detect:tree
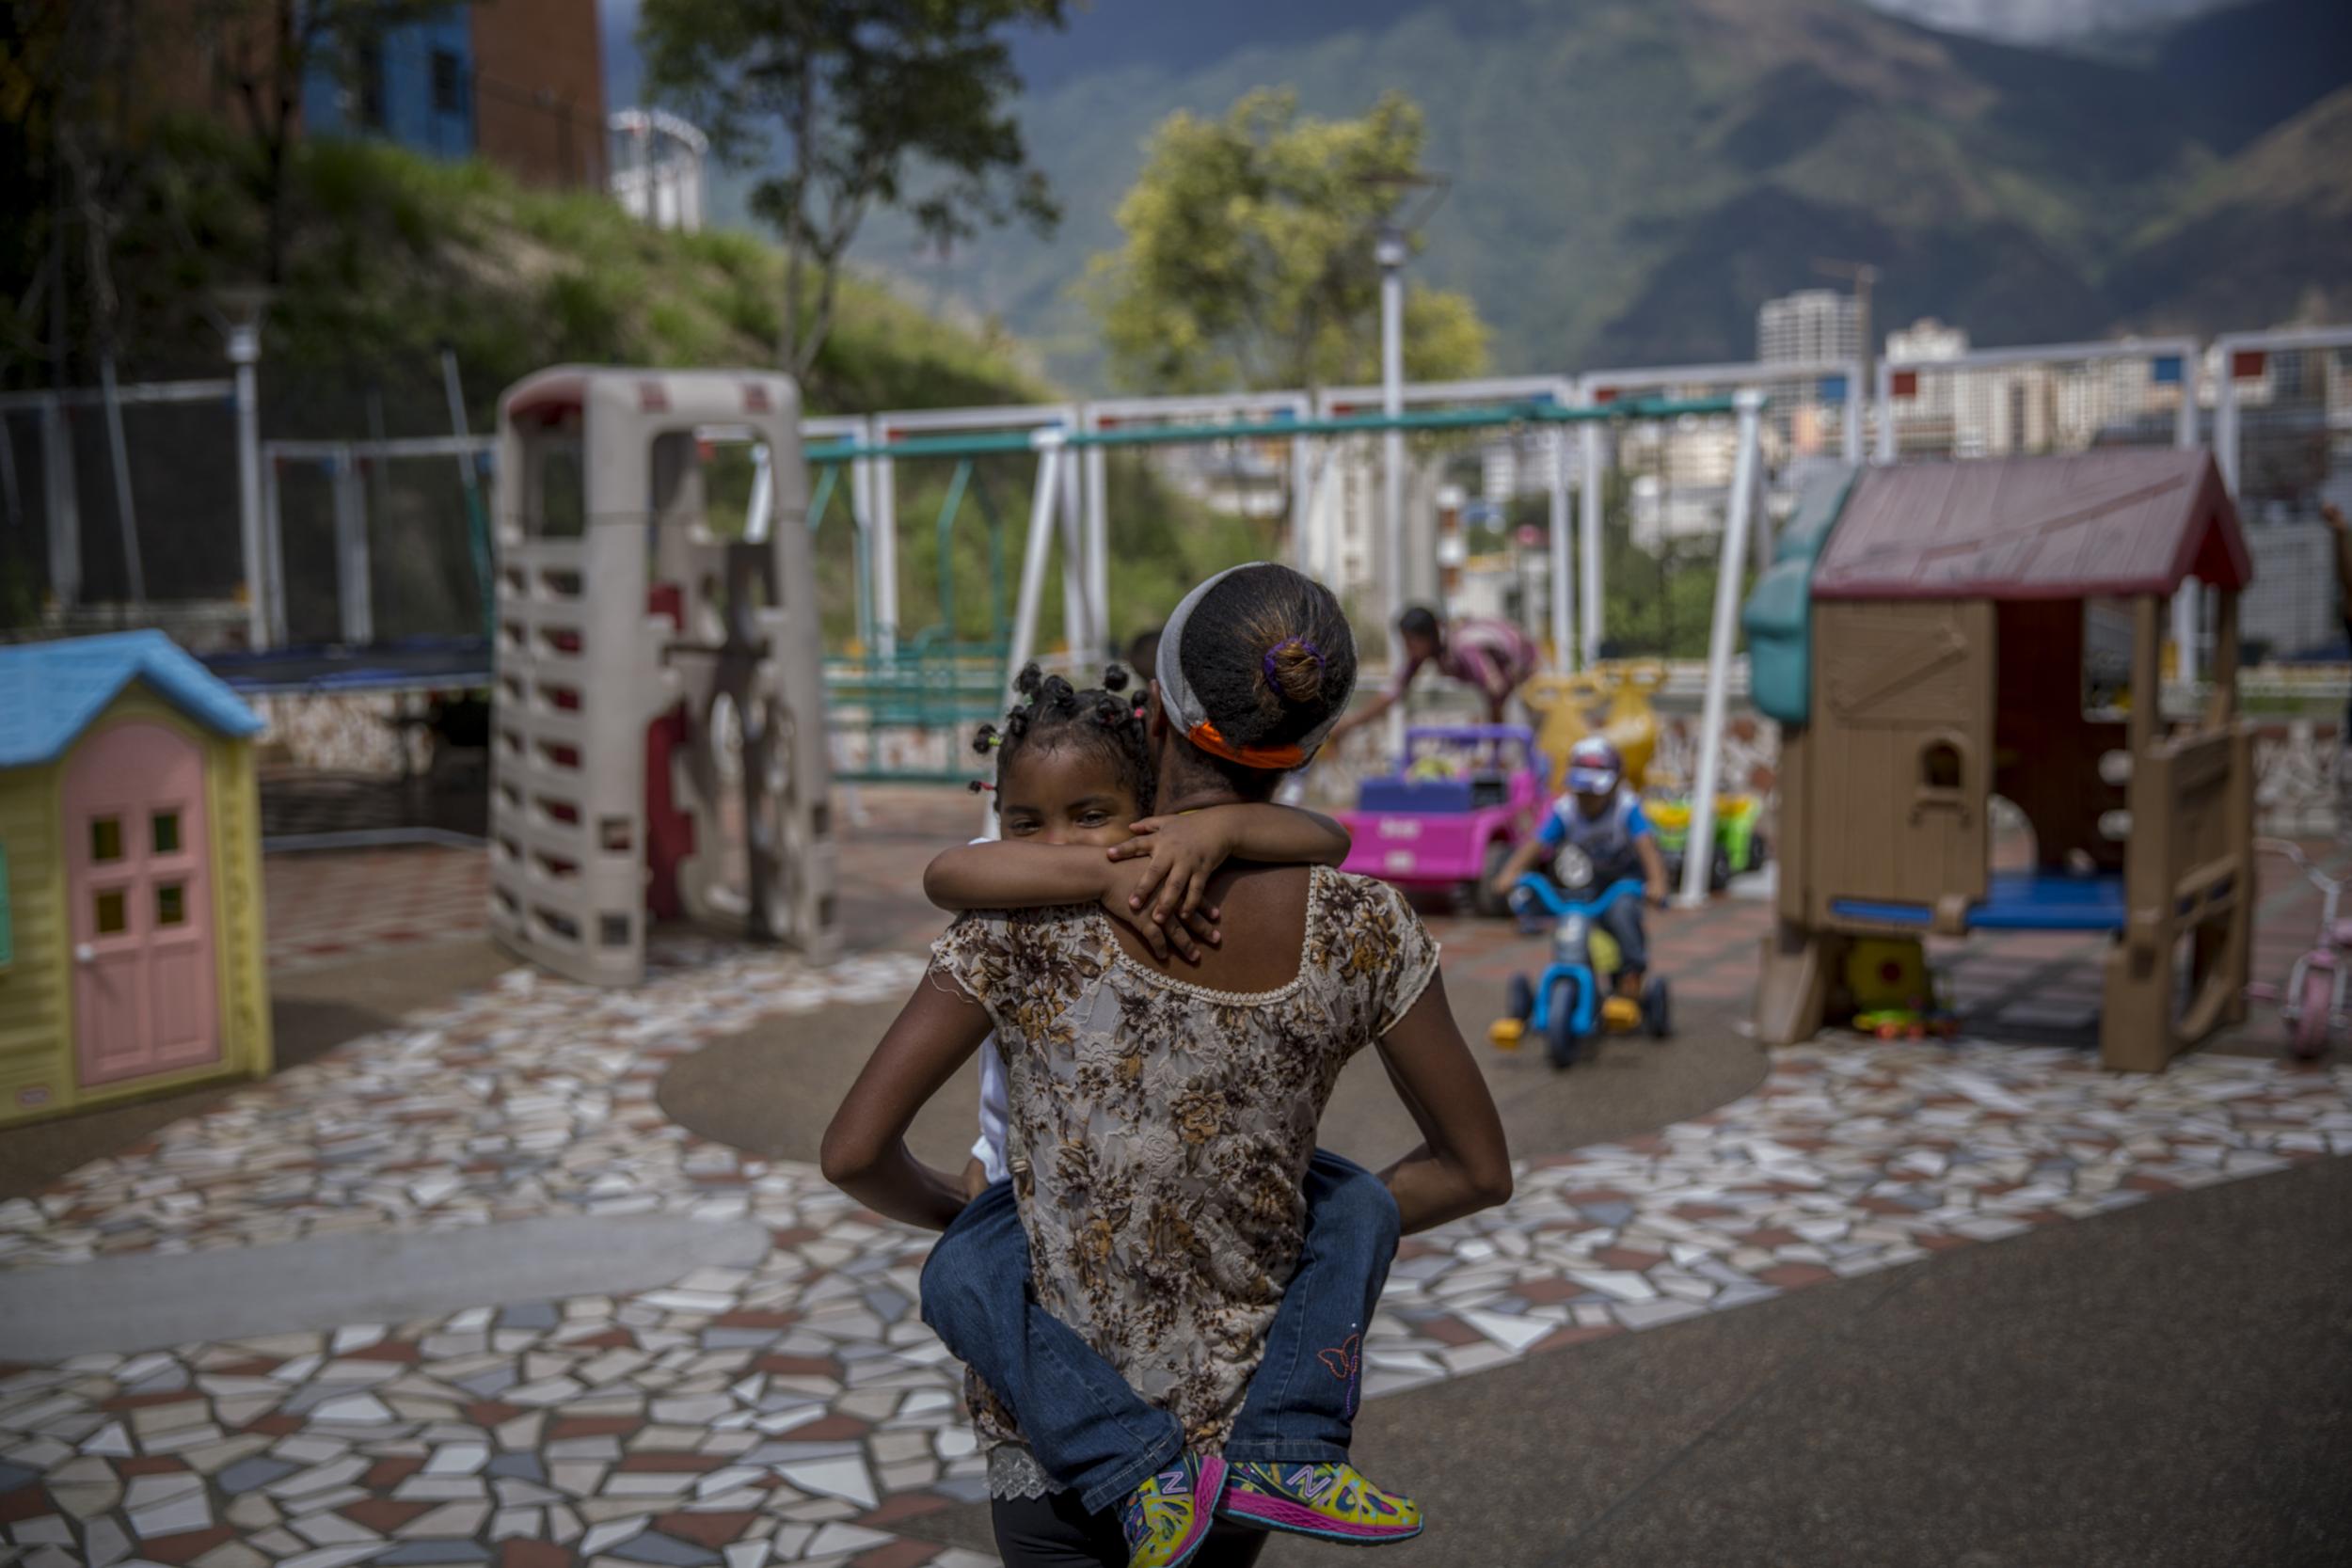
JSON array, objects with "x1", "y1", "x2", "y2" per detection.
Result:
[
  {"x1": 203, "y1": 1, "x2": 449, "y2": 285},
  {"x1": 640, "y1": 0, "x2": 1065, "y2": 385},
  {"x1": 1087, "y1": 89, "x2": 1490, "y2": 396}
]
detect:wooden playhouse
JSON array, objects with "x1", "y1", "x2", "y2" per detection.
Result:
[
  {"x1": 0, "y1": 631, "x2": 273, "y2": 1124},
  {"x1": 1747, "y1": 448, "x2": 2254, "y2": 1072}
]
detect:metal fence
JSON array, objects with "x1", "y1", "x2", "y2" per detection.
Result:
[
  {"x1": 8, "y1": 324, "x2": 2348, "y2": 674},
  {"x1": 2214, "y1": 326, "x2": 2352, "y2": 525},
  {"x1": 1875, "y1": 338, "x2": 2198, "y2": 464},
  {"x1": 0, "y1": 379, "x2": 239, "y2": 626}
]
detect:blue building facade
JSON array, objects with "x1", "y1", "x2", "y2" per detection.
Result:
[{"x1": 301, "y1": 8, "x2": 476, "y2": 162}]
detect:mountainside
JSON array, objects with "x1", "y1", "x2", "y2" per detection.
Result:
[{"x1": 819, "y1": 0, "x2": 2350, "y2": 386}]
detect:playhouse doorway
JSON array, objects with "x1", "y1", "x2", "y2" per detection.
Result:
[{"x1": 65, "y1": 722, "x2": 221, "y2": 1087}]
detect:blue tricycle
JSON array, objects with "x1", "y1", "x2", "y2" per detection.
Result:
[{"x1": 1488, "y1": 868, "x2": 1671, "y2": 1069}]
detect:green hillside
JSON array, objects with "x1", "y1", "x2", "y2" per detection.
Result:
[
  {"x1": 832, "y1": 0, "x2": 2351, "y2": 383},
  {"x1": 4, "y1": 130, "x2": 1265, "y2": 647}
]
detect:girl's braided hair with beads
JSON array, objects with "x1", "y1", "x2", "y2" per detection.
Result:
[{"x1": 970, "y1": 662, "x2": 1154, "y2": 812}]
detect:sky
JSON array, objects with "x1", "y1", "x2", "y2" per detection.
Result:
[{"x1": 592, "y1": 0, "x2": 2237, "y2": 116}]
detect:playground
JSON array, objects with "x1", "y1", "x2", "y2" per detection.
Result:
[
  {"x1": 1, "y1": 784, "x2": 2347, "y2": 1568},
  {"x1": 5, "y1": 334, "x2": 2352, "y2": 1567}
]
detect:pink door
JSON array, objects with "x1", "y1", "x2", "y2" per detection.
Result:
[{"x1": 65, "y1": 722, "x2": 220, "y2": 1086}]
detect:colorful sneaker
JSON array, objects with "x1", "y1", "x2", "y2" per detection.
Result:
[
  {"x1": 1219, "y1": 1461, "x2": 1423, "y2": 1544},
  {"x1": 1119, "y1": 1451, "x2": 1228, "y2": 1568}
]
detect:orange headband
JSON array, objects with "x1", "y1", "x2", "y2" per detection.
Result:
[{"x1": 1185, "y1": 720, "x2": 1309, "y2": 770}]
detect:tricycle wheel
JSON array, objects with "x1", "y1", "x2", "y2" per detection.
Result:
[
  {"x1": 2293, "y1": 965, "x2": 2334, "y2": 1060},
  {"x1": 1506, "y1": 973, "x2": 1534, "y2": 1023},
  {"x1": 1472, "y1": 841, "x2": 1515, "y2": 919},
  {"x1": 1546, "y1": 975, "x2": 1583, "y2": 1069},
  {"x1": 1641, "y1": 976, "x2": 1671, "y2": 1038}
]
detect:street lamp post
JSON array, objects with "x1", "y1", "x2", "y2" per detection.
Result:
[
  {"x1": 210, "y1": 287, "x2": 273, "y2": 650},
  {"x1": 1376, "y1": 225, "x2": 1407, "y2": 658}
]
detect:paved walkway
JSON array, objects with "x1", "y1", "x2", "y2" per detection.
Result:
[{"x1": 4, "y1": 788, "x2": 2348, "y2": 1567}]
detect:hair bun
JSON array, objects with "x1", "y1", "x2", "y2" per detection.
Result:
[
  {"x1": 1263, "y1": 637, "x2": 1326, "y2": 705},
  {"x1": 1101, "y1": 663, "x2": 1131, "y2": 694}
]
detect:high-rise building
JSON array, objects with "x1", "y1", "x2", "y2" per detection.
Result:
[
  {"x1": 1884, "y1": 318, "x2": 1970, "y2": 364},
  {"x1": 1756, "y1": 289, "x2": 1861, "y2": 365}
]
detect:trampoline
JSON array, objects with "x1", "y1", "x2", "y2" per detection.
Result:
[
  {"x1": 202, "y1": 636, "x2": 494, "y2": 852},
  {"x1": 201, "y1": 635, "x2": 492, "y2": 696}
]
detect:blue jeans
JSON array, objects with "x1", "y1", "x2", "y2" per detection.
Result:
[
  {"x1": 1600, "y1": 895, "x2": 1648, "y2": 976},
  {"x1": 920, "y1": 1148, "x2": 1401, "y2": 1515}
]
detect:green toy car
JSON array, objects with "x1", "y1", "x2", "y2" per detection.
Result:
[{"x1": 1646, "y1": 794, "x2": 1766, "y2": 893}]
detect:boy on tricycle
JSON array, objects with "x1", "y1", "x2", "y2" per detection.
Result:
[{"x1": 1487, "y1": 736, "x2": 1672, "y2": 995}]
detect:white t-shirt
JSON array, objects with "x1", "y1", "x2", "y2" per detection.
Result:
[
  {"x1": 973, "y1": 1035, "x2": 1010, "y2": 1183},
  {"x1": 962, "y1": 839, "x2": 1011, "y2": 1183}
]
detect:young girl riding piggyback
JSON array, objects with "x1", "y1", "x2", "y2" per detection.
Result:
[{"x1": 917, "y1": 659, "x2": 1425, "y2": 1568}]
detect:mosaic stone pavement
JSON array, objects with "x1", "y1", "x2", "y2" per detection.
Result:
[
  {"x1": 5, "y1": 914, "x2": 2351, "y2": 1566},
  {"x1": 263, "y1": 850, "x2": 491, "y2": 976}
]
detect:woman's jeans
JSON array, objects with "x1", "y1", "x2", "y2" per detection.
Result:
[{"x1": 920, "y1": 1149, "x2": 1401, "y2": 1515}]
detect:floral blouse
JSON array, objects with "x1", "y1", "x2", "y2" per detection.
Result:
[{"x1": 930, "y1": 865, "x2": 1440, "y2": 1482}]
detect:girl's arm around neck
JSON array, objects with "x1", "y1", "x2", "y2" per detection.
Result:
[
  {"x1": 924, "y1": 841, "x2": 1110, "y2": 911},
  {"x1": 926, "y1": 841, "x2": 1216, "y2": 962},
  {"x1": 1104, "y1": 802, "x2": 1351, "y2": 927},
  {"x1": 820, "y1": 970, "x2": 996, "y2": 1231},
  {"x1": 1198, "y1": 802, "x2": 1350, "y2": 866}
]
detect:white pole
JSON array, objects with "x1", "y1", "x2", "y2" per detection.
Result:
[
  {"x1": 229, "y1": 323, "x2": 265, "y2": 647},
  {"x1": 1547, "y1": 422, "x2": 1573, "y2": 667},
  {"x1": 873, "y1": 447, "x2": 899, "y2": 657},
  {"x1": 745, "y1": 443, "x2": 773, "y2": 542},
  {"x1": 2169, "y1": 349, "x2": 2201, "y2": 685},
  {"x1": 1289, "y1": 423, "x2": 1312, "y2": 578},
  {"x1": 1059, "y1": 434, "x2": 1090, "y2": 657},
  {"x1": 1679, "y1": 389, "x2": 1764, "y2": 908},
  {"x1": 2215, "y1": 349, "x2": 2242, "y2": 497},
  {"x1": 1377, "y1": 230, "x2": 1406, "y2": 653},
  {"x1": 2174, "y1": 349, "x2": 2199, "y2": 452},
  {"x1": 1842, "y1": 356, "x2": 1864, "y2": 467},
  {"x1": 993, "y1": 435, "x2": 1064, "y2": 832},
  {"x1": 851, "y1": 421, "x2": 878, "y2": 652},
  {"x1": 1873, "y1": 358, "x2": 1897, "y2": 465},
  {"x1": 1085, "y1": 440, "x2": 1110, "y2": 651},
  {"x1": 1579, "y1": 420, "x2": 1603, "y2": 668},
  {"x1": 1004, "y1": 436, "x2": 1063, "y2": 698}
]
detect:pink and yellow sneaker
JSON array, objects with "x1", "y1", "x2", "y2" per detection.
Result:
[
  {"x1": 1119, "y1": 1451, "x2": 1229, "y2": 1568},
  {"x1": 1219, "y1": 1461, "x2": 1423, "y2": 1545}
]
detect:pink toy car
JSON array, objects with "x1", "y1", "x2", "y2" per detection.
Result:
[{"x1": 1337, "y1": 724, "x2": 1549, "y2": 916}]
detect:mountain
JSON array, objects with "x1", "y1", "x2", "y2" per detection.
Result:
[
  {"x1": 603, "y1": 0, "x2": 2350, "y2": 387},
  {"x1": 2106, "y1": 86, "x2": 2352, "y2": 330},
  {"x1": 834, "y1": 0, "x2": 2346, "y2": 384}
]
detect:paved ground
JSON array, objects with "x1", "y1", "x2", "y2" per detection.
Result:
[
  {"x1": 915, "y1": 1157, "x2": 2352, "y2": 1568},
  {"x1": 2, "y1": 784, "x2": 2348, "y2": 1568}
]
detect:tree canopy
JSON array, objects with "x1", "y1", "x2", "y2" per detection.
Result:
[
  {"x1": 640, "y1": 0, "x2": 1066, "y2": 384},
  {"x1": 1086, "y1": 89, "x2": 1489, "y2": 395}
]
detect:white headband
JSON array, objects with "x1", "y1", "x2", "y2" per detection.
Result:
[{"x1": 1154, "y1": 563, "x2": 1351, "y2": 769}]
